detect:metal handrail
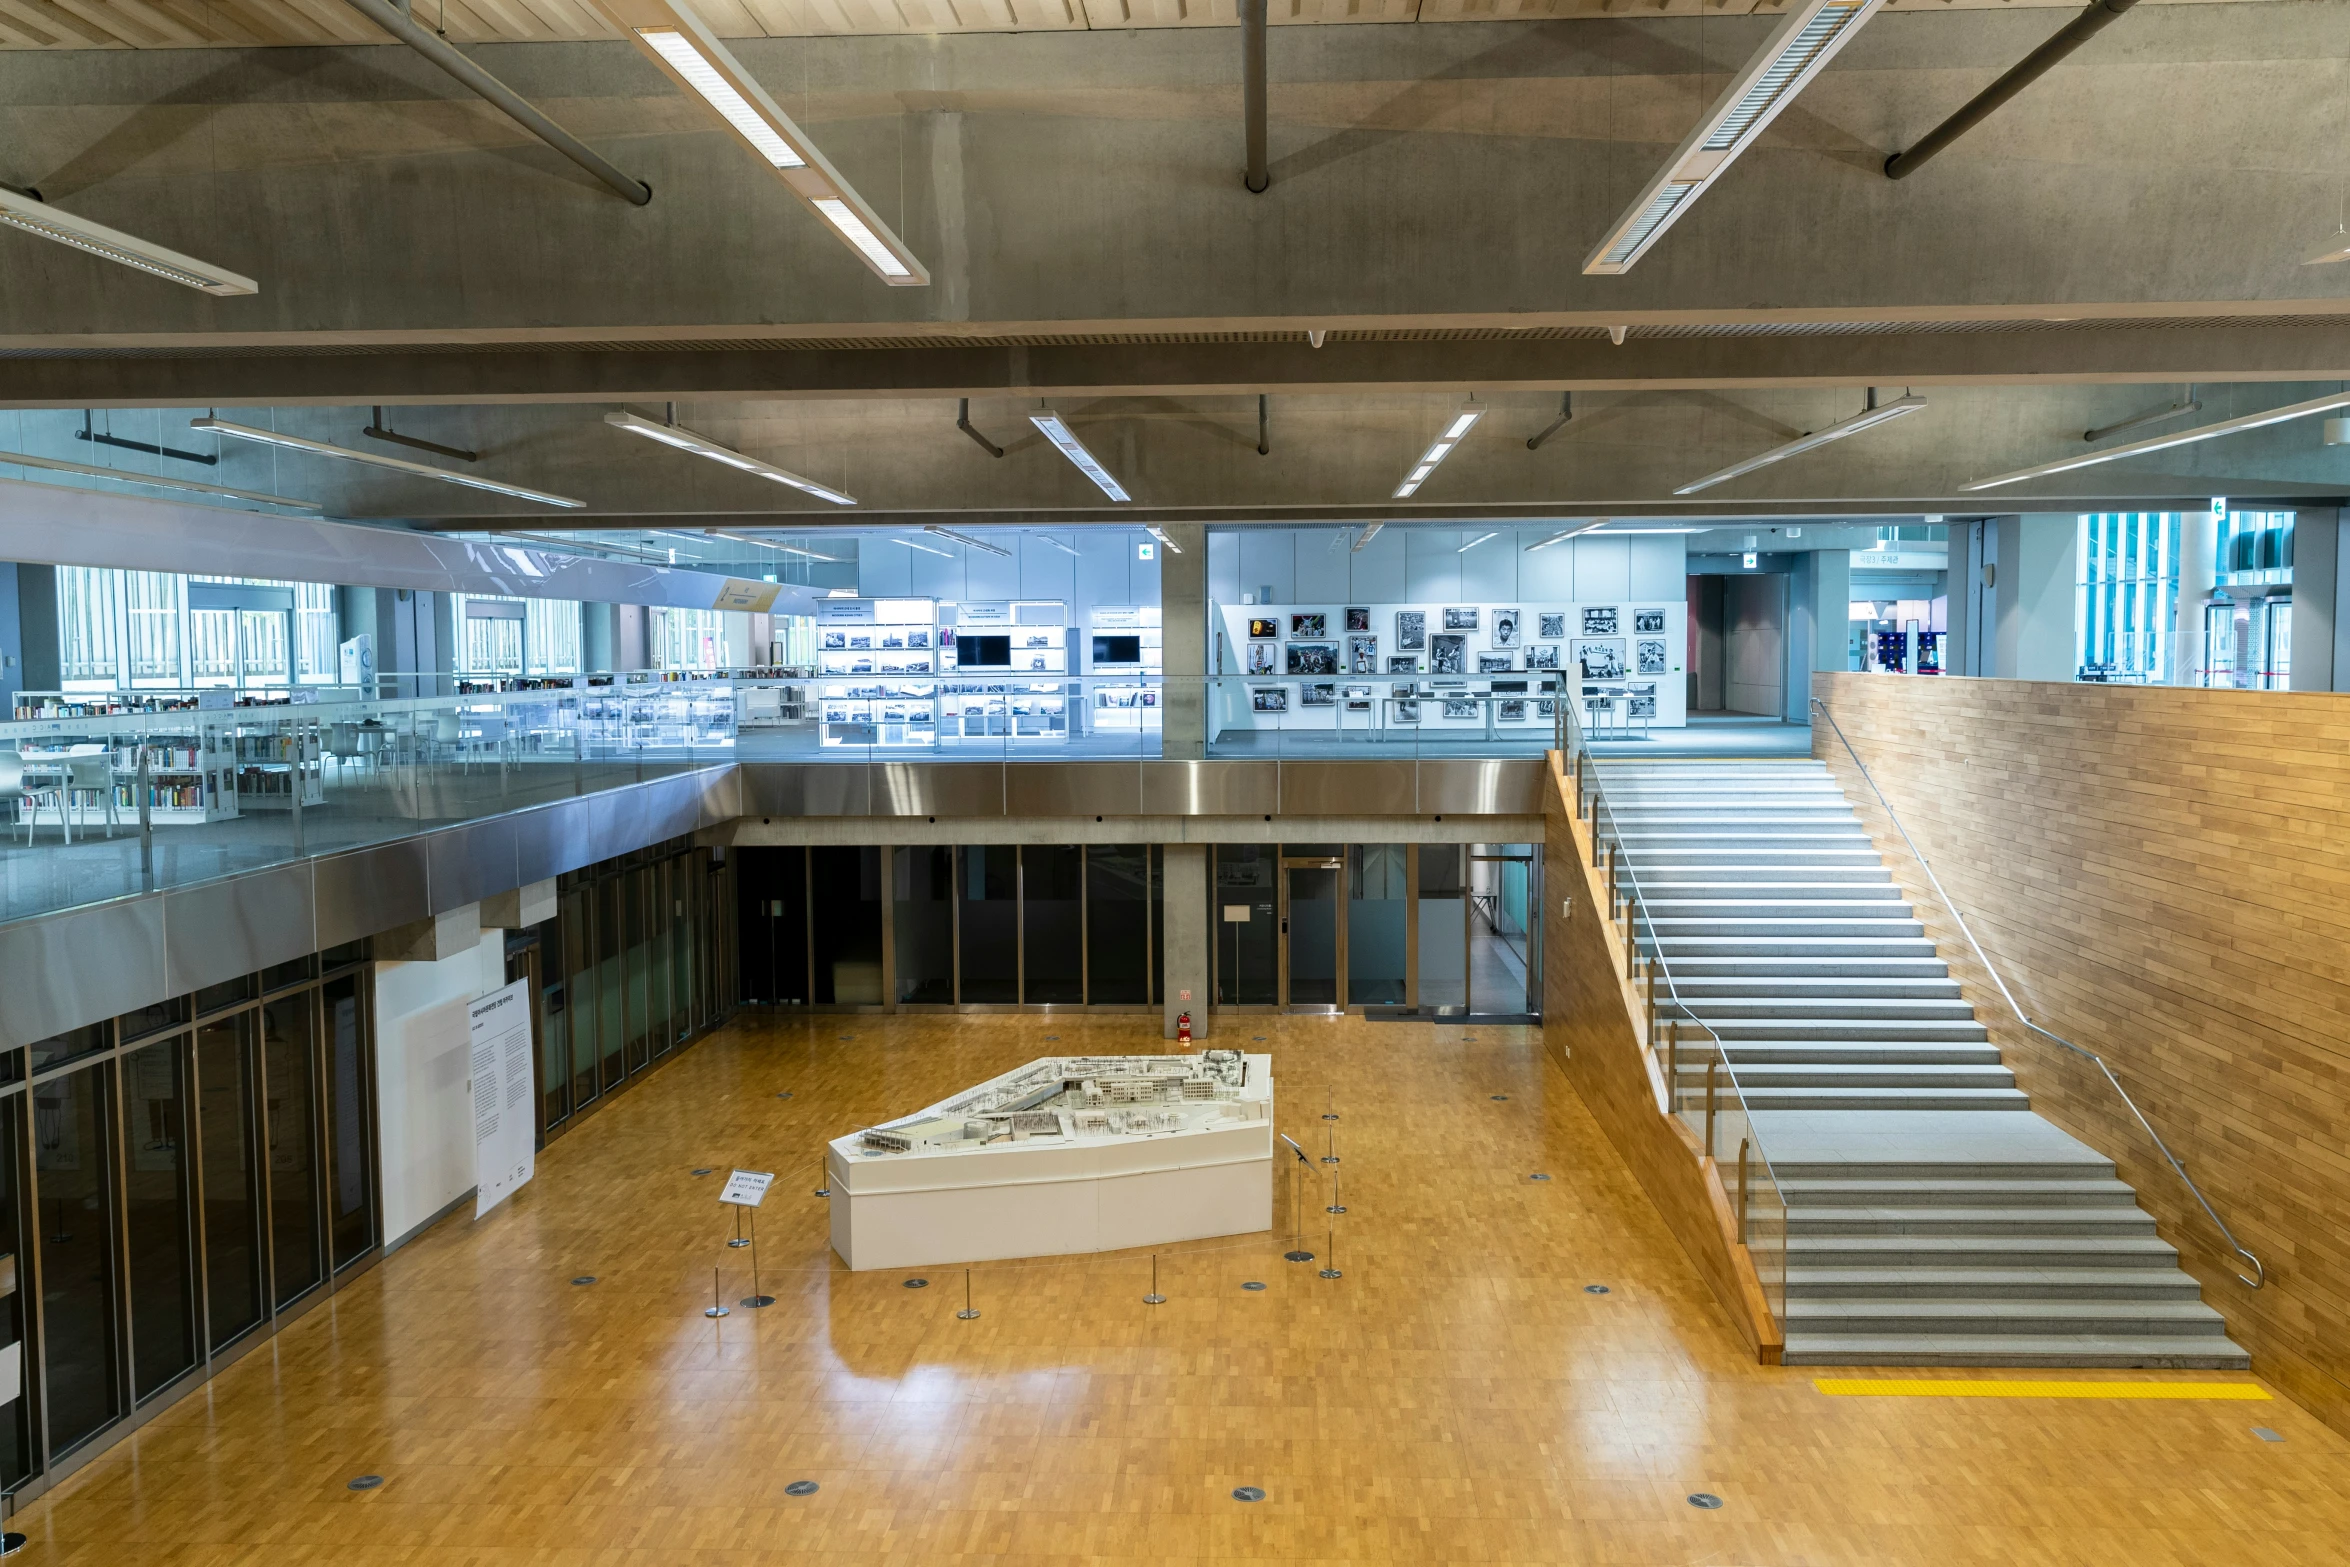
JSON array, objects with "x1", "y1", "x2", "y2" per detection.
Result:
[
  {"x1": 1810, "y1": 695, "x2": 2266, "y2": 1290},
  {"x1": 1557, "y1": 700, "x2": 1789, "y2": 1264}
]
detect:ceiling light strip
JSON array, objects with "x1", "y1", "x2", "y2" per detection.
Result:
[
  {"x1": 1582, "y1": 0, "x2": 1886, "y2": 276},
  {"x1": 605, "y1": 411, "x2": 855, "y2": 505},
  {"x1": 1146, "y1": 526, "x2": 1183, "y2": 554},
  {"x1": 1394, "y1": 402, "x2": 1485, "y2": 499},
  {"x1": 704, "y1": 528, "x2": 843, "y2": 561},
  {"x1": 190, "y1": 419, "x2": 583, "y2": 507},
  {"x1": 925, "y1": 524, "x2": 1012, "y2": 557},
  {"x1": 599, "y1": 0, "x2": 927, "y2": 285},
  {"x1": 1673, "y1": 395, "x2": 1927, "y2": 496},
  {"x1": 896, "y1": 536, "x2": 954, "y2": 558},
  {"x1": 1960, "y1": 389, "x2": 2350, "y2": 492},
  {"x1": 0, "y1": 186, "x2": 257, "y2": 297},
  {"x1": 1350, "y1": 521, "x2": 1384, "y2": 552},
  {"x1": 0, "y1": 448, "x2": 318, "y2": 510},
  {"x1": 1031, "y1": 413, "x2": 1131, "y2": 502}
]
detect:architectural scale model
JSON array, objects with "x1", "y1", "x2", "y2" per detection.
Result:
[{"x1": 825, "y1": 1051, "x2": 1273, "y2": 1270}]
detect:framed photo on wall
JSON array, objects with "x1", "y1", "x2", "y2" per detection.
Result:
[
  {"x1": 1528, "y1": 644, "x2": 1560, "y2": 670},
  {"x1": 1492, "y1": 609, "x2": 1521, "y2": 648},
  {"x1": 1301, "y1": 682, "x2": 1337, "y2": 707},
  {"x1": 1291, "y1": 612, "x2": 1327, "y2": 639},
  {"x1": 1637, "y1": 638, "x2": 1669, "y2": 675},
  {"x1": 1431, "y1": 634, "x2": 1467, "y2": 674},
  {"x1": 1287, "y1": 642, "x2": 1340, "y2": 676},
  {"x1": 1442, "y1": 696, "x2": 1480, "y2": 720},
  {"x1": 1246, "y1": 641, "x2": 1276, "y2": 674},
  {"x1": 1397, "y1": 610, "x2": 1427, "y2": 649},
  {"x1": 1582, "y1": 606, "x2": 1620, "y2": 636},
  {"x1": 1573, "y1": 638, "x2": 1626, "y2": 678},
  {"x1": 1252, "y1": 687, "x2": 1289, "y2": 713},
  {"x1": 1443, "y1": 606, "x2": 1480, "y2": 631},
  {"x1": 1394, "y1": 698, "x2": 1421, "y2": 723},
  {"x1": 1387, "y1": 655, "x2": 1420, "y2": 674},
  {"x1": 1248, "y1": 617, "x2": 1278, "y2": 640},
  {"x1": 1345, "y1": 607, "x2": 1371, "y2": 633},
  {"x1": 1538, "y1": 612, "x2": 1567, "y2": 640},
  {"x1": 1348, "y1": 635, "x2": 1379, "y2": 672},
  {"x1": 1477, "y1": 652, "x2": 1514, "y2": 673},
  {"x1": 1634, "y1": 608, "x2": 1668, "y2": 634}
]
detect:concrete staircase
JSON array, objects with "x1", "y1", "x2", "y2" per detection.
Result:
[{"x1": 1601, "y1": 758, "x2": 2247, "y2": 1369}]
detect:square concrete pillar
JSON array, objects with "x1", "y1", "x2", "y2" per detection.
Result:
[
  {"x1": 1993, "y1": 515, "x2": 2080, "y2": 682},
  {"x1": 481, "y1": 879, "x2": 556, "y2": 931},
  {"x1": 1161, "y1": 843, "x2": 1208, "y2": 1039},
  {"x1": 376, "y1": 902, "x2": 483, "y2": 963}
]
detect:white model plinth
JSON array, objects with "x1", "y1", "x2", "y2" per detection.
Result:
[{"x1": 826, "y1": 1051, "x2": 1273, "y2": 1271}]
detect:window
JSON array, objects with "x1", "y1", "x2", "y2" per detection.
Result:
[
  {"x1": 57, "y1": 566, "x2": 123, "y2": 688},
  {"x1": 527, "y1": 598, "x2": 583, "y2": 674},
  {"x1": 58, "y1": 570, "x2": 344, "y2": 689},
  {"x1": 2075, "y1": 514, "x2": 2179, "y2": 684},
  {"x1": 653, "y1": 607, "x2": 725, "y2": 670}
]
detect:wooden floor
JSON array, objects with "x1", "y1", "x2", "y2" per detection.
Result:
[{"x1": 20, "y1": 1013, "x2": 2350, "y2": 1566}]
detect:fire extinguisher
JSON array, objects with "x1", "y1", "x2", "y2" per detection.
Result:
[{"x1": 1176, "y1": 1011, "x2": 1192, "y2": 1045}]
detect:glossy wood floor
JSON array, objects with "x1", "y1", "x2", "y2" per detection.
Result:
[{"x1": 20, "y1": 1013, "x2": 2350, "y2": 1566}]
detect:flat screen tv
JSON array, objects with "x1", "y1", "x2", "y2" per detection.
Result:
[
  {"x1": 1092, "y1": 634, "x2": 1143, "y2": 664},
  {"x1": 958, "y1": 634, "x2": 1012, "y2": 667}
]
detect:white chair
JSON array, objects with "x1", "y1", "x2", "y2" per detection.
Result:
[
  {"x1": 66, "y1": 755, "x2": 121, "y2": 838},
  {"x1": 12, "y1": 751, "x2": 73, "y2": 844},
  {"x1": 0, "y1": 749, "x2": 25, "y2": 844}
]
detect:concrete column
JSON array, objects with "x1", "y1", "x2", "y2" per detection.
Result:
[
  {"x1": 1992, "y1": 514, "x2": 2079, "y2": 682},
  {"x1": 2290, "y1": 506, "x2": 2341, "y2": 692},
  {"x1": 1946, "y1": 519, "x2": 1992, "y2": 678},
  {"x1": 0, "y1": 561, "x2": 21, "y2": 714},
  {"x1": 14, "y1": 562, "x2": 57, "y2": 692},
  {"x1": 1161, "y1": 843, "x2": 1209, "y2": 1039},
  {"x1": 1159, "y1": 524, "x2": 1207, "y2": 760},
  {"x1": 1798, "y1": 546, "x2": 1851, "y2": 712},
  {"x1": 2173, "y1": 507, "x2": 2217, "y2": 685}
]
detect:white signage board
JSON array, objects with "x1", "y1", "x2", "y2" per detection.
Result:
[
  {"x1": 469, "y1": 979, "x2": 537, "y2": 1219},
  {"x1": 721, "y1": 1169, "x2": 775, "y2": 1207}
]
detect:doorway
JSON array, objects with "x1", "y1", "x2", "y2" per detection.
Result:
[
  {"x1": 1686, "y1": 573, "x2": 1787, "y2": 715},
  {"x1": 1468, "y1": 846, "x2": 1541, "y2": 1019},
  {"x1": 1278, "y1": 854, "x2": 1345, "y2": 1010}
]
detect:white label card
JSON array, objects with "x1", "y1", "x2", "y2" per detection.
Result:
[
  {"x1": 469, "y1": 979, "x2": 536, "y2": 1220},
  {"x1": 720, "y1": 1169, "x2": 775, "y2": 1207},
  {"x1": 1223, "y1": 904, "x2": 1250, "y2": 923}
]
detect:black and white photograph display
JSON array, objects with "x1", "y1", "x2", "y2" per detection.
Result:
[
  {"x1": 1537, "y1": 698, "x2": 1557, "y2": 720},
  {"x1": 1498, "y1": 700, "x2": 1527, "y2": 723},
  {"x1": 1442, "y1": 696, "x2": 1481, "y2": 720},
  {"x1": 1582, "y1": 606, "x2": 1619, "y2": 636},
  {"x1": 1443, "y1": 606, "x2": 1480, "y2": 630},
  {"x1": 1245, "y1": 641, "x2": 1276, "y2": 674},
  {"x1": 1252, "y1": 687, "x2": 1289, "y2": 713},
  {"x1": 1344, "y1": 684, "x2": 1373, "y2": 711},
  {"x1": 1396, "y1": 610, "x2": 1426, "y2": 650},
  {"x1": 1492, "y1": 608, "x2": 1521, "y2": 648},
  {"x1": 1301, "y1": 681, "x2": 1337, "y2": 707},
  {"x1": 1574, "y1": 638, "x2": 1627, "y2": 678},
  {"x1": 1393, "y1": 697, "x2": 1421, "y2": 723},
  {"x1": 1345, "y1": 607, "x2": 1371, "y2": 633},
  {"x1": 1528, "y1": 644, "x2": 1560, "y2": 670},
  {"x1": 1634, "y1": 608, "x2": 1668, "y2": 634},
  {"x1": 1477, "y1": 652, "x2": 1514, "y2": 674},
  {"x1": 1538, "y1": 612, "x2": 1567, "y2": 640},
  {"x1": 1348, "y1": 635, "x2": 1379, "y2": 673},
  {"x1": 1387, "y1": 655, "x2": 1419, "y2": 674},
  {"x1": 1291, "y1": 612, "x2": 1327, "y2": 638},
  {"x1": 1430, "y1": 633, "x2": 1467, "y2": 674},
  {"x1": 1287, "y1": 642, "x2": 1340, "y2": 676},
  {"x1": 1248, "y1": 617, "x2": 1278, "y2": 640},
  {"x1": 823, "y1": 630, "x2": 848, "y2": 650},
  {"x1": 1628, "y1": 689, "x2": 1658, "y2": 719},
  {"x1": 1637, "y1": 638, "x2": 1669, "y2": 675}
]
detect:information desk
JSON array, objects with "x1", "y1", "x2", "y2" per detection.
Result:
[{"x1": 825, "y1": 1051, "x2": 1273, "y2": 1270}]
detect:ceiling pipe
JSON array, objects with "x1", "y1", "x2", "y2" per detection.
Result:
[
  {"x1": 1526, "y1": 391, "x2": 1574, "y2": 451},
  {"x1": 957, "y1": 398, "x2": 1004, "y2": 458},
  {"x1": 1884, "y1": 0, "x2": 2140, "y2": 180},
  {"x1": 340, "y1": 0, "x2": 653, "y2": 206},
  {"x1": 1240, "y1": 0, "x2": 1269, "y2": 193},
  {"x1": 1257, "y1": 393, "x2": 1269, "y2": 457}
]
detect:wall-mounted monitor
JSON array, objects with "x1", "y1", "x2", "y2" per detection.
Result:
[
  {"x1": 958, "y1": 635, "x2": 1012, "y2": 667},
  {"x1": 1092, "y1": 634, "x2": 1143, "y2": 664}
]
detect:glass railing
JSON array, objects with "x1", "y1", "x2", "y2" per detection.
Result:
[{"x1": 1557, "y1": 701, "x2": 1790, "y2": 1329}]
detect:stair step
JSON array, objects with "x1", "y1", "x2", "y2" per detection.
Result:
[
  {"x1": 1785, "y1": 1268, "x2": 2205, "y2": 1300},
  {"x1": 1779, "y1": 1178, "x2": 2139, "y2": 1207},
  {"x1": 1733, "y1": 1087, "x2": 2032, "y2": 1111},
  {"x1": 1780, "y1": 1334, "x2": 2251, "y2": 1369},
  {"x1": 1785, "y1": 1299, "x2": 2233, "y2": 1336},
  {"x1": 1712, "y1": 1042, "x2": 2002, "y2": 1066},
  {"x1": 1669, "y1": 978, "x2": 1966, "y2": 1000},
  {"x1": 1699, "y1": 1020, "x2": 1990, "y2": 1042},
  {"x1": 1647, "y1": 918, "x2": 1926, "y2": 938},
  {"x1": 1787, "y1": 1206, "x2": 2156, "y2": 1237},
  {"x1": 1687, "y1": 1063, "x2": 2016, "y2": 1091},
  {"x1": 1667, "y1": 997, "x2": 1977, "y2": 1021},
  {"x1": 1787, "y1": 1235, "x2": 2176, "y2": 1265},
  {"x1": 1667, "y1": 958, "x2": 1953, "y2": 979}
]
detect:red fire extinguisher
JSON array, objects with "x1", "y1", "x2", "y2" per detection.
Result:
[{"x1": 1176, "y1": 1011, "x2": 1192, "y2": 1044}]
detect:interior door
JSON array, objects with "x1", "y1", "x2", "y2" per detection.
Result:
[
  {"x1": 1468, "y1": 848, "x2": 1541, "y2": 1017},
  {"x1": 1278, "y1": 857, "x2": 1345, "y2": 1011}
]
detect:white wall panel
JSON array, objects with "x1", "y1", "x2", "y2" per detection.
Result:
[
  {"x1": 1457, "y1": 533, "x2": 1516, "y2": 601},
  {"x1": 1518, "y1": 532, "x2": 1576, "y2": 600},
  {"x1": 373, "y1": 930, "x2": 503, "y2": 1251},
  {"x1": 1628, "y1": 534, "x2": 1688, "y2": 599},
  {"x1": 1348, "y1": 528, "x2": 1410, "y2": 603},
  {"x1": 1293, "y1": 528, "x2": 1354, "y2": 604},
  {"x1": 1573, "y1": 535, "x2": 1631, "y2": 603},
  {"x1": 1238, "y1": 529, "x2": 1295, "y2": 605},
  {"x1": 1405, "y1": 530, "x2": 1461, "y2": 601},
  {"x1": 1207, "y1": 529, "x2": 1242, "y2": 606}
]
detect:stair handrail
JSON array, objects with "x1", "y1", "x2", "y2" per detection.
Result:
[
  {"x1": 1557, "y1": 700, "x2": 1791, "y2": 1283},
  {"x1": 1810, "y1": 695, "x2": 2266, "y2": 1290}
]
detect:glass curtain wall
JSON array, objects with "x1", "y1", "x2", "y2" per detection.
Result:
[
  {"x1": 532, "y1": 837, "x2": 731, "y2": 1143},
  {"x1": 2075, "y1": 513, "x2": 2179, "y2": 683},
  {"x1": 1022, "y1": 847, "x2": 1084, "y2": 1005},
  {"x1": 894, "y1": 846, "x2": 956, "y2": 1004},
  {"x1": 56, "y1": 569, "x2": 340, "y2": 691},
  {"x1": 0, "y1": 946, "x2": 376, "y2": 1499}
]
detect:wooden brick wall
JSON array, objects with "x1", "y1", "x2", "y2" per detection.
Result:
[{"x1": 1814, "y1": 672, "x2": 2350, "y2": 1432}]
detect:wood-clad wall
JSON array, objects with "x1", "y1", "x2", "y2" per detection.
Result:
[{"x1": 1813, "y1": 672, "x2": 2350, "y2": 1432}]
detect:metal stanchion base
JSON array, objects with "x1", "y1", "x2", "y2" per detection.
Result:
[
  {"x1": 704, "y1": 1304, "x2": 730, "y2": 1318},
  {"x1": 727, "y1": 1238, "x2": 751, "y2": 1248},
  {"x1": 1326, "y1": 1204, "x2": 1347, "y2": 1215},
  {"x1": 1142, "y1": 1293, "x2": 1165, "y2": 1305},
  {"x1": 1284, "y1": 1249, "x2": 1315, "y2": 1263},
  {"x1": 1320, "y1": 1156, "x2": 1340, "y2": 1166},
  {"x1": 957, "y1": 1308, "x2": 981, "y2": 1320},
  {"x1": 1318, "y1": 1267, "x2": 1343, "y2": 1280},
  {"x1": 740, "y1": 1295, "x2": 775, "y2": 1309}
]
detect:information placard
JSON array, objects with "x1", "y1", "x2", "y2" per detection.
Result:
[
  {"x1": 720, "y1": 1169, "x2": 775, "y2": 1207},
  {"x1": 469, "y1": 979, "x2": 536, "y2": 1219}
]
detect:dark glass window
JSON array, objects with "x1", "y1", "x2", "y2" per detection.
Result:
[
  {"x1": 193, "y1": 974, "x2": 253, "y2": 1017},
  {"x1": 809, "y1": 847, "x2": 882, "y2": 1005},
  {"x1": 670, "y1": 857, "x2": 696, "y2": 1042},
  {"x1": 116, "y1": 996, "x2": 189, "y2": 1042},
  {"x1": 737, "y1": 847, "x2": 809, "y2": 1005},
  {"x1": 1215, "y1": 846, "x2": 1277, "y2": 1006},
  {"x1": 1023, "y1": 846, "x2": 1084, "y2": 1005},
  {"x1": 1086, "y1": 845, "x2": 1152, "y2": 1005},
  {"x1": 322, "y1": 974, "x2": 374, "y2": 1269},
  {"x1": 957, "y1": 846, "x2": 1018, "y2": 1003},
  {"x1": 597, "y1": 876, "x2": 625, "y2": 1091},
  {"x1": 0, "y1": 1096, "x2": 35, "y2": 1488},
  {"x1": 124, "y1": 1035, "x2": 197, "y2": 1401},
  {"x1": 645, "y1": 863, "x2": 671, "y2": 1060},
  {"x1": 36, "y1": 1062, "x2": 120, "y2": 1453},
  {"x1": 197, "y1": 1014, "x2": 265, "y2": 1350},
  {"x1": 540, "y1": 927, "x2": 570, "y2": 1135},
  {"x1": 29, "y1": 1024, "x2": 108, "y2": 1076},
  {"x1": 624, "y1": 866, "x2": 651, "y2": 1074},
  {"x1": 262, "y1": 993, "x2": 321, "y2": 1307},
  {"x1": 892, "y1": 847, "x2": 954, "y2": 1004},
  {"x1": 261, "y1": 955, "x2": 316, "y2": 993},
  {"x1": 563, "y1": 884, "x2": 600, "y2": 1110},
  {"x1": 320, "y1": 938, "x2": 369, "y2": 971}
]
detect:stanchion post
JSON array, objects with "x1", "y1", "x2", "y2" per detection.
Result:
[
  {"x1": 742, "y1": 1205, "x2": 775, "y2": 1308},
  {"x1": 705, "y1": 1266, "x2": 729, "y2": 1318},
  {"x1": 729, "y1": 1204, "x2": 749, "y2": 1248},
  {"x1": 815, "y1": 1158, "x2": 831, "y2": 1198},
  {"x1": 958, "y1": 1267, "x2": 980, "y2": 1321},
  {"x1": 1322, "y1": 1125, "x2": 1339, "y2": 1166},
  {"x1": 1144, "y1": 1253, "x2": 1165, "y2": 1305},
  {"x1": 1326, "y1": 1169, "x2": 1345, "y2": 1215},
  {"x1": 1319, "y1": 1223, "x2": 1341, "y2": 1281}
]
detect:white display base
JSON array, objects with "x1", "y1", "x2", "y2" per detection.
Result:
[{"x1": 826, "y1": 1052, "x2": 1274, "y2": 1271}]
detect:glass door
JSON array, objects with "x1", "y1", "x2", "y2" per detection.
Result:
[
  {"x1": 1279, "y1": 856, "x2": 1345, "y2": 1011},
  {"x1": 1468, "y1": 846, "x2": 1541, "y2": 1018}
]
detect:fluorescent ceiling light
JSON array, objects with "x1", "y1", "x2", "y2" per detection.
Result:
[
  {"x1": 925, "y1": 524, "x2": 1011, "y2": 558},
  {"x1": 0, "y1": 186, "x2": 257, "y2": 296},
  {"x1": 1673, "y1": 395, "x2": 1927, "y2": 496},
  {"x1": 1583, "y1": 0, "x2": 1887, "y2": 275},
  {"x1": 605, "y1": 411, "x2": 854, "y2": 506},
  {"x1": 2303, "y1": 226, "x2": 2350, "y2": 266},
  {"x1": 1394, "y1": 402, "x2": 1485, "y2": 498},
  {"x1": 1031, "y1": 412, "x2": 1131, "y2": 502},
  {"x1": 1351, "y1": 521, "x2": 1384, "y2": 552},
  {"x1": 499, "y1": 530, "x2": 671, "y2": 564},
  {"x1": 1145, "y1": 526, "x2": 1183, "y2": 555},
  {"x1": 0, "y1": 449, "x2": 318, "y2": 510},
  {"x1": 190, "y1": 418, "x2": 584, "y2": 508},
  {"x1": 1457, "y1": 531, "x2": 1499, "y2": 553},
  {"x1": 598, "y1": 0, "x2": 926, "y2": 285},
  {"x1": 1035, "y1": 534, "x2": 1082, "y2": 557},
  {"x1": 1960, "y1": 389, "x2": 2350, "y2": 492},
  {"x1": 1524, "y1": 526, "x2": 1587, "y2": 552},
  {"x1": 896, "y1": 536, "x2": 954, "y2": 558},
  {"x1": 704, "y1": 528, "x2": 842, "y2": 561}
]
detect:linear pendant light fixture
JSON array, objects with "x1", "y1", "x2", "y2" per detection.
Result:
[
  {"x1": 1583, "y1": 0, "x2": 1887, "y2": 275},
  {"x1": 1394, "y1": 402, "x2": 1485, "y2": 499},
  {"x1": 1526, "y1": 521, "x2": 1604, "y2": 551},
  {"x1": 1031, "y1": 410, "x2": 1132, "y2": 502},
  {"x1": 1673, "y1": 394, "x2": 1927, "y2": 495},
  {"x1": 703, "y1": 527, "x2": 842, "y2": 561},
  {"x1": 0, "y1": 185, "x2": 257, "y2": 296},
  {"x1": 0, "y1": 449, "x2": 319, "y2": 510},
  {"x1": 1350, "y1": 521, "x2": 1384, "y2": 552},
  {"x1": 925, "y1": 524, "x2": 1011, "y2": 557},
  {"x1": 594, "y1": 0, "x2": 926, "y2": 285},
  {"x1": 1146, "y1": 526, "x2": 1183, "y2": 554},
  {"x1": 1960, "y1": 389, "x2": 2350, "y2": 492},
  {"x1": 605, "y1": 411, "x2": 854, "y2": 506},
  {"x1": 1456, "y1": 531, "x2": 1499, "y2": 554},
  {"x1": 189, "y1": 418, "x2": 584, "y2": 507}
]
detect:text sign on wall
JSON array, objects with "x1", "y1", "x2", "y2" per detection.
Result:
[
  {"x1": 469, "y1": 980, "x2": 537, "y2": 1219},
  {"x1": 720, "y1": 1170, "x2": 775, "y2": 1207}
]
